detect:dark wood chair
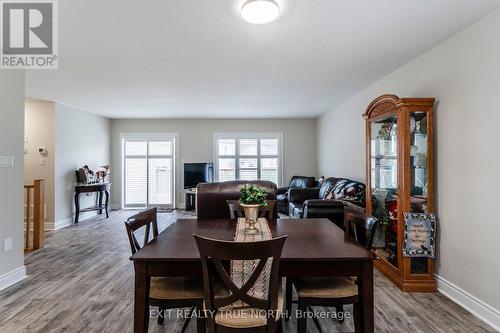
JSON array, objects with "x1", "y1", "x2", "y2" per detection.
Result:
[
  {"x1": 194, "y1": 234, "x2": 287, "y2": 333},
  {"x1": 226, "y1": 200, "x2": 277, "y2": 220},
  {"x1": 285, "y1": 207, "x2": 378, "y2": 333},
  {"x1": 125, "y1": 207, "x2": 205, "y2": 333}
]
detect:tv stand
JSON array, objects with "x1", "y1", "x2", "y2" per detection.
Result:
[{"x1": 184, "y1": 188, "x2": 197, "y2": 211}]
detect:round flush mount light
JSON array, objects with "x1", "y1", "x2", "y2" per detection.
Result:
[{"x1": 241, "y1": 0, "x2": 280, "y2": 24}]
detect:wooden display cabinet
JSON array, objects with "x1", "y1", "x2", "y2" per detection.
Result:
[{"x1": 363, "y1": 94, "x2": 436, "y2": 292}]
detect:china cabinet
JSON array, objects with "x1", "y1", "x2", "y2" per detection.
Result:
[{"x1": 363, "y1": 94, "x2": 436, "y2": 292}]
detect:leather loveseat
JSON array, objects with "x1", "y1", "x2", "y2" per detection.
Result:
[
  {"x1": 288, "y1": 177, "x2": 365, "y2": 227},
  {"x1": 277, "y1": 176, "x2": 316, "y2": 215},
  {"x1": 197, "y1": 180, "x2": 277, "y2": 219}
]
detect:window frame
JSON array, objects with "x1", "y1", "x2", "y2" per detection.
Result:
[{"x1": 213, "y1": 132, "x2": 283, "y2": 187}]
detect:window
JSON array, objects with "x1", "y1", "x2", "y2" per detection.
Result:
[
  {"x1": 122, "y1": 134, "x2": 177, "y2": 208},
  {"x1": 214, "y1": 133, "x2": 282, "y2": 186}
]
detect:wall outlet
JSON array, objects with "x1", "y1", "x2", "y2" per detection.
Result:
[
  {"x1": 39, "y1": 157, "x2": 46, "y2": 166},
  {"x1": 3, "y1": 237, "x2": 13, "y2": 252}
]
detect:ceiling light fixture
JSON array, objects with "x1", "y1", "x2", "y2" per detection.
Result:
[{"x1": 241, "y1": 0, "x2": 280, "y2": 24}]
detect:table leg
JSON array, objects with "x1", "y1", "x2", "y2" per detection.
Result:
[
  {"x1": 359, "y1": 261, "x2": 374, "y2": 333},
  {"x1": 104, "y1": 189, "x2": 110, "y2": 218},
  {"x1": 74, "y1": 192, "x2": 80, "y2": 223},
  {"x1": 134, "y1": 262, "x2": 149, "y2": 333},
  {"x1": 98, "y1": 190, "x2": 103, "y2": 214}
]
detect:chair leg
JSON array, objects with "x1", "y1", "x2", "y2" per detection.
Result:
[
  {"x1": 196, "y1": 317, "x2": 206, "y2": 333},
  {"x1": 353, "y1": 303, "x2": 362, "y2": 332},
  {"x1": 285, "y1": 278, "x2": 293, "y2": 321},
  {"x1": 298, "y1": 302, "x2": 307, "y2": 333},
  {"x1": 276, "y1": 317, "x2": 283, "y2": 333},
  {"x1": 310, "y1": 306, "x2": 323, "y2": 333},
  {"x1": 181, "y1": 307, "x2": 195, "y2": 333},
  {"x1": 157, "y1": 305, "x2": 165, "y2": 325},
  {"x1": 337, "y1": 304, "x2": 345, "y2": 323}
]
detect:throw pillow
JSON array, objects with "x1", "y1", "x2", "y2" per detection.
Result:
[
  {"x1": 330, "y1": 179, "x2": 349, "y2": 199},
  {"x1": 321, "y1": 184, "x2": 335, "y2": 199}
]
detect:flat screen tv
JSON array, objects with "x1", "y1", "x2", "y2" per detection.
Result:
[{"x1": 184, "y1": 162, "x2": 213, "y2": 189}]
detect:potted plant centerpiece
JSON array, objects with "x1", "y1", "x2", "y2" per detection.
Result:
[{"x1": 239, "y1": 184, "x2": 268, "y2": 235}]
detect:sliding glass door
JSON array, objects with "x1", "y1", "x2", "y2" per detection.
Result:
[{"x1": 122, "y1": 135, "x2": 176, "y2": 208}]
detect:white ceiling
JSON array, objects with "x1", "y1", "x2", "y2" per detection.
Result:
[{"x1": 26, "y1": 0, "x2": 500, "y2": 119}]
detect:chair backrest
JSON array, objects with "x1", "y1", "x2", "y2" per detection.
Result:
[
  {"x1": 343, "y1": 207, "x2": 378, "y2": 249},
  {"x1": 194, "y1": 235, "x2": 287, "y2": 332},
  {"x1": 196, "y1": 180, "x2": 277, "y2": 219},
  {"x1": 124, "y1": 207, "x2": 158, "y2": 254},
  {"x1": 226, "y1": 200, "x2": 277, "y2": 220}
]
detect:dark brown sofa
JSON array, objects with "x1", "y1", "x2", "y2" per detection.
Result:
[
  {"x1": 276, "y1": 176, "x2": 316, "y2": 215},
  {"x1": 288, "y1": 177, "x2": 365, "y2": 227},
  {"x1": 196, "y1": 180, "x2": 277, "y2": 219}
]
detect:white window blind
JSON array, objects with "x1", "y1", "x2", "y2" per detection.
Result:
[
  {"x1": 214, "y1": 133, "x2": 282, "y2": 186},
  {"x1": 122, "y1": 135, "x2": 176, "y2": 208}
]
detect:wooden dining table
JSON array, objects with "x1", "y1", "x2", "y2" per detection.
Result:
[{"x1": 130, "y1": 218, "x2": 375, "y2": 333}]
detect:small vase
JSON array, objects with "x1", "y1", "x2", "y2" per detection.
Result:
[{"x1": 241, "y1": 204, "x2": 260, "y2": 235}]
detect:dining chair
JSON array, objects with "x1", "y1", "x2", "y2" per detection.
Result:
[
  {"x1": 125, "y1": 207, "x2": 205, "y2": 333},
  {"x1": 193, "y1": 234, "x2": 287, "y2": 333},
  {"x1": 285, "y1": 206, "x2": 378, "y2": 332},
  {"x1": 226, "y1": 200, "x2": 277, "y2": 220}
]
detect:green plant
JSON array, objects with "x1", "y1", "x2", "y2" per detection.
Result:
[{"x1": 239, "y1": 184, "x2": 268, "y2": 206}]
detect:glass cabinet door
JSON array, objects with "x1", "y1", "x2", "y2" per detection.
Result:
[
  {"x1": 370, "y1": 115, "x2": 399, "y2": 269},
  {"x1": 409, "y1": 111, "x2": 428, "y2": 213},
  {"x1": 409, "y1": 111, "x2": 430, "y2": 274}
]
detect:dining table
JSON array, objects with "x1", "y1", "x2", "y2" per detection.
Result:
[{"x1": 130, "y1": 218, "x2": 375, "y2": 333}]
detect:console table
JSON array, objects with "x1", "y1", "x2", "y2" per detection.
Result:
[{"x1": 74, "y1": 183, "x2": 111, "y2": 223}]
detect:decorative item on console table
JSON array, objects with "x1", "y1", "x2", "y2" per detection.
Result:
[
  {"x1": 96, "y1": 165, "x2": 111, "y2": 183},
  {"x1": 239, "y1": 184, "x2": 268, "y2": 235},
  {"x1": 76, "y1": 165, "x2": 110, "y2": 184},
  {"x1": 364, "y1": 94, "x2": 436, "y2": 292}
]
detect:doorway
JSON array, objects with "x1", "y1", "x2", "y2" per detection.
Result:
[{"x1": 121, "y1": 134, "x2": 177, "y2": 209}]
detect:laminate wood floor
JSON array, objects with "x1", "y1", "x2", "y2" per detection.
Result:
[{"x1": 0, "y1": 210, "x2": 495, "y2": 333}]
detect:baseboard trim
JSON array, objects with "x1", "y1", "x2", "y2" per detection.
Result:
[
  {"x1": 45, "y1": 211, "x2": 99, "y2": 231},
  {"x1": 0, "y1": 266, "x2": 27, "y2": 292},
  {"x1": 110, "y1": 203, "x2": 120, "y2": 210},
  {"x1": 436, "y1": 274, "x2": 500, "y2": 331}
]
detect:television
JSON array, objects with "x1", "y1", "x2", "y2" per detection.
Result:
[{"x1": 183, "y1": 162, "x2": 213, "y2": 189}]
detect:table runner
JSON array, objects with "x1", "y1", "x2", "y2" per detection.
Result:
[{"x1": 230, "y1": 217, "x2": 272, "y2": 302}]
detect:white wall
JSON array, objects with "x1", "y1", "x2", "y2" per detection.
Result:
[
  {"x1": 24, "y1": 100, "x2": 55, "y2": 222},
  {"x1": 0, "y1": 71, "x2": 26, "y2": 286},
  {"x1": 54, "y1": 103, "x2": 110, "y2": 226},
  {"x1": 110, "y1": 118, "x2": 318, "y2": 207},
  {"x1": 318, "y1": 8, "x2": 500, "y2": 327}
]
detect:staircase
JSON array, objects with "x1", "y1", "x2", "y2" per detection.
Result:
[{"x1": 24, "y1": 179, "x2": 45, "y2": 252}]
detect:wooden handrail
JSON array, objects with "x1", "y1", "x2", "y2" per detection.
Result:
[{"x1": 24, "y1": 179, "x2": 45, "y2": 252}]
